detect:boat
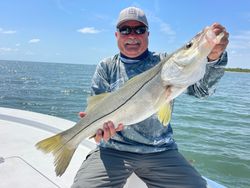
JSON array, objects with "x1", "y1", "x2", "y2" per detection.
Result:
[{"x1": 0, "y1": 107, "x2": 226, "y2": 188}]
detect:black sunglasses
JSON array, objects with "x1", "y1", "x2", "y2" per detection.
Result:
[{"x1": 117, "y1": 26, "x2": 148, "y2": 35}]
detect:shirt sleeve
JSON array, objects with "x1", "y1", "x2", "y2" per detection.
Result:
[
  {"x1": 186, "y1": 51, "x2": 228, "y2": 98},
  {"x1": 90, "y1": 58, "x2": 111, "y2": 95}
]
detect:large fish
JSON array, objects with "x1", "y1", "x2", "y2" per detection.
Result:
[{"x1": 36, "y1": 26, "x2": 224, "y2": 176}]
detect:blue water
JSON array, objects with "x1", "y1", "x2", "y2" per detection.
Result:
[{"x1": 0, "y1": 60, "x2": 249, "y2": 188}]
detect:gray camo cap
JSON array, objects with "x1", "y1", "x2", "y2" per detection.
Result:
[{"x1": 116, "y1": 7, "x2": 148, "y2": 28}]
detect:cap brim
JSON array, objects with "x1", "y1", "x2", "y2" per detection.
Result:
[{"x1": 117, "y1": 19, "x2": 148, "y2": 28}]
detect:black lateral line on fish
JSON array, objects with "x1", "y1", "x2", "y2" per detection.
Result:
[{"x1": 56, "y1": 62, "x2": 164, "y2": 152}]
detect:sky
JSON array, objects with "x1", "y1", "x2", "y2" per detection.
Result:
[{"x1": 0, "y1": 0, "x2": 250, "y2": 68}]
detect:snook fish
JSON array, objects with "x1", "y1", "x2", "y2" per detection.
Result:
[{"x1": 36, "y1": 26, "x2": 224, "y2": 176}]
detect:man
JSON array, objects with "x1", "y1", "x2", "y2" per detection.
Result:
[{"x1": 72, "y1": 7, "x2": 229, "y2": 188}]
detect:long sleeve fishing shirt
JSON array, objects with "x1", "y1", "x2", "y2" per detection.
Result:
[{"x1": 89, "y1": 50, "x2": 228, "y2": 153}]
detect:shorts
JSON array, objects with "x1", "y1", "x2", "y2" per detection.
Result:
[{"x1": 71, "y1": 147, "x2": 207, "y2": 188}]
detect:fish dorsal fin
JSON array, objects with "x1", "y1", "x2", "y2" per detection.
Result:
[
  {"x1": 157, "y1": 103, "x2": 172, "y2": 126},
  {"x1": 86, "y1": 92, "x2": 110, "y2": 112}
]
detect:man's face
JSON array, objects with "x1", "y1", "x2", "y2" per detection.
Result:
[{"x1": 115, "y1": 20, "x2": 149, "y2": 58}]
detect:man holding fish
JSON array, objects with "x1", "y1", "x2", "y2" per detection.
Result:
[
  {"x1": 36, "y1": 6, "x2": 229, "y2": 188},
  {"x1": 71, "y1": 7, "x2": 229, "y2": 188}
]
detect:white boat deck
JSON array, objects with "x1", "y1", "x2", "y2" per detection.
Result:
[{"x1": 0, "y1": 107, "x2": 225, "y2": 188}]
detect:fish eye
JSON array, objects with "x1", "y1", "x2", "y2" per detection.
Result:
[{"x1": 185, "y1": 42, "x2": 193, "y2": 49}]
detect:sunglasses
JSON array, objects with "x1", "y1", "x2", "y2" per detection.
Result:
[{"x1": 117, "y1": 26, "x2": 148, "y2": 35}]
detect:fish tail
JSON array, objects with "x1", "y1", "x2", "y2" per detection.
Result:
[{"x1": 35, "y1": 133, "x2": 77, "y2": 176}]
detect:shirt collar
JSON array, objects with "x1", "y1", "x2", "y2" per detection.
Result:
[{"x1": 120, "y1": 49, "x2": 149, "y2": 64}]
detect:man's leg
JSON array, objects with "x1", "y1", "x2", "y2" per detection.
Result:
[
  {"x1": 71, "y1": 148, "x2": 133, "y2": 188},
  {"x1": 134, "y1": 149, "x2": 207, "y2": 188}
]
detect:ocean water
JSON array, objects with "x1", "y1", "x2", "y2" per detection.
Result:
[{"x1": 0, "y1": 60, "x2": 249, "y2": 188}]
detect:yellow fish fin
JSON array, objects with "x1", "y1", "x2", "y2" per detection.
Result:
[
  {"x1": 35, "y1": 133, "x2": 76, "y2": 176},
  {"x1": 86, "y1": 92, "x2": 110, "y2": 112},
  {"x1": 157, "y1": 103, "x2": 172, "y2": 126}
]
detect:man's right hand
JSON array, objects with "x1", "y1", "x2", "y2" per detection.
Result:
[{"x1": 78, "y1": 112, "x2": 124, "y2": 143}]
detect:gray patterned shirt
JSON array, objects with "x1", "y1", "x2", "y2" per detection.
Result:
[{"x1": 90, "y1": 51, "x2": 228, "y2": 153}]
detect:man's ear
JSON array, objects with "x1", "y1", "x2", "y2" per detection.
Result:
[{"x1": 115, "y1": 32, "x2": 118, "y2": 38}]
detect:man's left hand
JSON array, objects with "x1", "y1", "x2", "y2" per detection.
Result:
[{"x1": 207, "y1": 23, "x2": 229, "y2": 61}]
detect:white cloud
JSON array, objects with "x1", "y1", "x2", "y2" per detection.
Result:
[
  {"x1": 143, "y1": 9, "x2": 176, "y2": 44},
  {"x1": 77, "y1": 27, "x2": 101, "y2": 34},
  {"x1": 145, "y1": 11, "x2": 175, "y2": 36},
  {"x1": 160, "y1": 23, "x2": 176, "y2": 35},
  {"x1": 227, "y1": 30, "x2": 250, "y2": 68},
  {"x1": 228, "y1": 30, "x2": 250, "y2": 50},
  {"x1": 231, "y1": 30, "x2": 250, "y2": 40},
  {"x1": 2, "y1": 30, "x2": 16, "y2": 34},
  {"x1": 29, "y1": 38, "x2": 41, "y2": 43},
  {"x1": 0, "y1": 28, "x2": 17, "y2": 34},
  {"x1": 0, "y1": 47, "x2": 12, "y2": 52},
  {"x1": 0, "y1": 47, "x2": 18, "y2": 53}
]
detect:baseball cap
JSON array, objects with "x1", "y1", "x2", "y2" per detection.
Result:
[{"x1": 116, "y1": 7, "x2": 148, "y2": 28}]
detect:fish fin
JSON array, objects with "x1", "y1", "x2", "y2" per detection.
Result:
[
  {"x1": 157, "y1": 103, "x2": 172, "y2": 126},
  {"x1": 86, "y1": 93, "x2": 110, "y2": 112},
  {"x1": 35, "y1": 134, "x2": 76, "y2": 176}
]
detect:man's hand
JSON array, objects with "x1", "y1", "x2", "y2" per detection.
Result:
[
  {"x1": 78, "y1": 112, "x2": 124, "y2": 143},
  {"x1": 207, "y1": 23, "x2": 229, "y2": 61}
]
